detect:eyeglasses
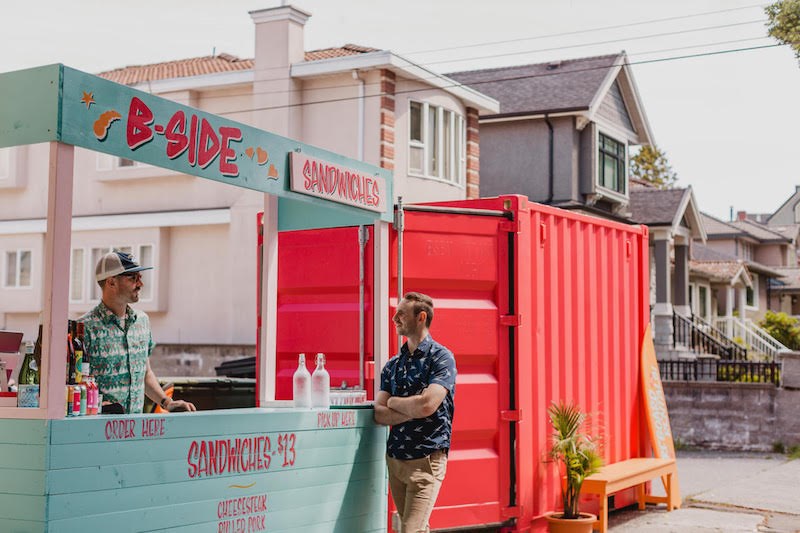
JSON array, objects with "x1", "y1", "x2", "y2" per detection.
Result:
[{"x1": 118, "y1": 272, "x2": 143, "y2": 282}]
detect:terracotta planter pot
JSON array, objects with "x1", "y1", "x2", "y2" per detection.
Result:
[{"x1": 544, "y1": 511, "x2": 597, "y2": 533}]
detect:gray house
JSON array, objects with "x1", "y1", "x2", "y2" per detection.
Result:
[{"x1": 449, "y1": 52, "x2": 653, "y2": 219}]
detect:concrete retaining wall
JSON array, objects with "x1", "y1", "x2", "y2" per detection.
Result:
[{"x1": 664, "y1": 351, "x2": 800, "y2": 451}]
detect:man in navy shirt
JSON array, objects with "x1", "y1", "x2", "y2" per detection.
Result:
[{"x1": 375, "y1": 292, "x2": 456, "y2": 533}]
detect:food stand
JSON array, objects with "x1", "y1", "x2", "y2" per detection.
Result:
[{"x1": 0, "y1": 64, "x2": 391, "y2": 532}]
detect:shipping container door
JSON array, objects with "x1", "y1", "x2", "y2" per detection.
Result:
[
  {"x1": 275, "y1": 226, "x2": 374, "y2": 400},
  {"x1": 391, "y1": 209, "x2": 512, "y2": 530}
]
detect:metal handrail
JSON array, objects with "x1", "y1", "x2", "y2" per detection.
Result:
[
  {"x1": 711, "y1": 316, "x2": 787, "y2": 361},
  {"x1": 673, "y1": 312, "x2": 747, "y2": 360}
]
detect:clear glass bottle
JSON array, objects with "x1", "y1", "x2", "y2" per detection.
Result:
[
  {"x1": 311, "y1": 353, "x2": 330, "y2": 409},
  {"x1": 292, "y1": 353, "x2": 312, "y2": 408}
]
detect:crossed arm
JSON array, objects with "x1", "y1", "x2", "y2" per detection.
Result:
[{"x1": 373, "y1": 384, "x2": 448, "y2": 426}]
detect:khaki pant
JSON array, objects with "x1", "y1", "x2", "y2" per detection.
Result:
[{"x1": 386, "y1": 450, "x2": 448, "y2": 533}]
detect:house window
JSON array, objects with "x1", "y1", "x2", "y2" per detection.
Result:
[
  {"x1": 70, "y1": 248, "x2": 85, "y2": 302},
  {"x1": 89, "y1": 245, "x2": 156, "y2": 302},
  {"x1": 598, "y1": 133, "x2": 626, "y2": 195},
  {"x1": 4, "y1": 249, "x2": 32, "y2": 288},
  {"x1": 698, "y1": 286, "x2": 708, "y2": 318},
  {"x1": 96, "y1": 153, "x2": 144, "y2": 170},
  {"x1": 408, "y1": 101, "x2": 465, "y2": 184},
  {"x1": 746, "y1": 275, "x2": 759, "y2": 308},
  {"x1": 0, "y1": 148, "x2": 9, "y2": 180}
]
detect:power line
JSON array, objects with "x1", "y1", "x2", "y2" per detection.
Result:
[
  {"x1": 189, "y1": 19, "x2": 770, "y2": 102},
  {"x1": 216, "y1": 42, "x2": 791, "y2": 116},
  {"x1": 400, "y1": 3, "x2": 770, "y2": 56},
  {"x1": 424, "y1": 19, "x2": 766, "y2": 69}
]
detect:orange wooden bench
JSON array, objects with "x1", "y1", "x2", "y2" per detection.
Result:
[{"x1": 580, "y1": 457, "x2": 678, "y2": 533}]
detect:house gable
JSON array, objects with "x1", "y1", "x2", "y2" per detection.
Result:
[
  {"x1": 596, "y1": 80, "x2": 635, "y2": 137},
  {"x1": 768, "y1": 186, "x2": 800, "y2": 225}
]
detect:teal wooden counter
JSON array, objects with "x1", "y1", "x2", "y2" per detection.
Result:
[{"x1": 0, "y1": 407, "x2": 388, "y2": 533}]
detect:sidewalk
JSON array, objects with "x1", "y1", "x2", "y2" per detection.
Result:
[{"x1": 609, "y1": 451, "x2": 800, "y2": 532}]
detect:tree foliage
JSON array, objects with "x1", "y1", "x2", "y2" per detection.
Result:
[
  {"x1": 759, "y1": 310, "x2": 800, "y2": 350},
  {"x1": 766, "y1": 0, "x2": 800, "y2": 63},
  {"x1": 629, "y1": 145, "x2": 678, "y2": 189}
]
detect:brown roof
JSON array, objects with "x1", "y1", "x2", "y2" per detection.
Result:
[
  {"x1": 628, "y1": 188, "x2": 688, "y2": 226},
  {"x1": 773, "y1": 267, "x2": 800, "y2": 291},
  {"x1": 447, "y1": 53, "x2": 622, "y2": 117},
  {"x1": 304, "y1": 43, "x2": 379, "y2": 61},
  {"x1": 98, "y1": 45, "x2": 380, "y2": 85},
  {"x1": 689, "y1": 260, "x2": 749, "y2": 285}
]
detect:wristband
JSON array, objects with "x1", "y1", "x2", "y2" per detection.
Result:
[{"x1": 160, "y1": 397, "x2": 171, "y2": 409}]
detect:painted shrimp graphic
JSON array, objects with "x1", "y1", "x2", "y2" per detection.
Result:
[{"x1": 93, "y1": 110, "x2": 122, "y2": 141}]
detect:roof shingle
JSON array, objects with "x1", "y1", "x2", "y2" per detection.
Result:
[
  {"x1": 628, "y1": 188, "x2": 688, "y2": 226},
  {"x1": 447, "y1": 53, "x2": 622, "y2": 116}
]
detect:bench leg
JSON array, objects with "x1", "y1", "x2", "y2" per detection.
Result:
[
  {"x1": 597, "y1": 495, "x2": 608, "y2": 533},
  {"x1": 637, "y1": 483, "x2": 646, "y2": 510},
  {"x1": 665, "y1": 473, "x2": 673, "y2": 511}
]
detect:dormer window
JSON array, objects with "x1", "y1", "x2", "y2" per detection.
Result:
[{"x1": 598, "y1": 133, "x2": 626, "y2": 195}]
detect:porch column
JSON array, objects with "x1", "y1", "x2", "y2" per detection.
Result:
[
  {"x1": 673, "y1": 243, "x2": 690, "y2": 317},
  {"x1": 652, "y1": 236, "x2": 674, "y2": 347},
  {"x1": 725, "y1": 287, "x2": 735, "y2": 317}
]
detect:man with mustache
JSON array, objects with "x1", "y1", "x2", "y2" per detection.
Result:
[{"x1": 80, "y1": 250, "x2": 195, "y2": 414}]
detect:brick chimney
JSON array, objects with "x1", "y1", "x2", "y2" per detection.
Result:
[
  {"x1": 737, "y1": 210, "x2": 747, "y2": 221},
  {"x1": 249, "y1": 5, "x2": 311, "y2": 139}
]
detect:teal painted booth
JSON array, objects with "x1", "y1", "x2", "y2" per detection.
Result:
[
  {"x1": 0, "y1": 63, "x2": 393, "y2": 532},
  {"x1": 0, "y1": 408, "x2": 387, "y2": 532}
]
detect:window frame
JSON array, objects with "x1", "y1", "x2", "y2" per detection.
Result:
[
  {"x1": 3, "y1": 248, "x2": 33, "y2": 289},
  {"x1": 407, "y1": 100, "x2": 466, "y2": 186},
  {"x1": 746, "y1": 275, "x2": 759, "y2": 309},
  {"x1": 596, "y1": 131, "x2": 628, "y2": 198}
]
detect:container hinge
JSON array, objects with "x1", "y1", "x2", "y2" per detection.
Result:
[
  {"x1": 499, "y1": 314, "x2": 521, "y2": 327},
  {"x1": 501, "y1": 505, "x2": 522, "y2": 519},
  {"x1": 499, "y1": 220, "x2": 520, "y2": 233},
  {"x1": 500, "y1": 410, "x2": 521, "y2": 421}
]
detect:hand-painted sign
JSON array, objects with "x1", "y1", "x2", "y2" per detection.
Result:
[
  {"x1": 104, "y1": 417, "x2": 166, "y2": 440},
  {"x1": 217, "y1": 493, "x2": 267, "y2": 533},
  {"x1": 53, "y1": 65, "x2": 393, "y2": 223},
  {"x1": 187, "y1": 432, "x2": 297, "y2": 479},
  {"x1": 290, "y1": 152, "x2": 388, "y2": 213},
  {"x1": 317, "y1": 410, "x2": 356, "y2": 429}
]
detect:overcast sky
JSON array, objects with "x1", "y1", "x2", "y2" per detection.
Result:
[{"x1": 2, "y1": 0, "x2": 798, "y2": 221}]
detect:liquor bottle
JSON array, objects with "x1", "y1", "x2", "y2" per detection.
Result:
[
  {"x1": 77, "y1": 322, "x2": 89, "y2": 381},
  {"x1": 311, "y1": 353, "x2": 330, "y2": 409},
  {"x1": 17, "y1": 341, "x2": 39, "y2": 385},
  {"x1": 66, "y1": 320, "x2": 76, "y2": 385},
  {"x1": 292, "y1": 353, "x2": 312, "y2": 408},
  {"x1": 73, "y1": 322, "x2": 85, "y2": 383}
]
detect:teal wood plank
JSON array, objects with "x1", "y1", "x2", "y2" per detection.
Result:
[
  {"x1": 0, "y1": 468, "x2": 46, "y2": 495},
  {"x1": 48, "y1": 426, "x2": 385, "y2": 469},
  {"x1": 0, "y1": 64, "x2": 60, "y2": 148},
  {"x1": 49, "y1": 478, "x2": 385, "y2": 533},
  {"x1": 58, "y1": 68, "x2": 393, "y2": 223},
  {"x1": 47, "y1": 437, "x2": 385, "y2": 493},
  {"x1": 48, "y1": 408, "x2": 377, "y2": 444},
  {"x1": 0, "y1": 518, "x2": 45, "y2": 533},
  {"x1": 0, "y1": 494, "x2": 46, "y2": 521},
  {"x1": 0, "y1": 419, "x2": 48, "y2": 444},
  {"x1": 0, "y1": 444, "x2": 46, "y2": 470},
  {"x1": 47, "y1": 460, "x2": 384, "y2": 520}
]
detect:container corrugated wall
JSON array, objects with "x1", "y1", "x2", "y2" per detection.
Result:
[
  {"x1": 418, "y1": 195, "x2": 649, "y2": 532},
  {"x1": 267, "y1": 194, "x2": 650, "y2": 532}
]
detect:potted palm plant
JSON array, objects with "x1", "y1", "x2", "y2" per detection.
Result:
[{"x1": 545, "y1": 401, "x2": 604, "y2": 533}]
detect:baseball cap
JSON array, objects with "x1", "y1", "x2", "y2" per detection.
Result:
[{"x1": 95, "y1": 250, "x2": 153, "y2": 282}]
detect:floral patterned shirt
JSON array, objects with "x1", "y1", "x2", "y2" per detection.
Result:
[
  {"x1": 380, "y1": 335, "x2": 456, "y2": 459},
  {"x1": 80, "y1": 302, "x2": 155, "y2": 414}
]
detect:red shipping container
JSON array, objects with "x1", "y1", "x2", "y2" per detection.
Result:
[{"x1": 265, "y1": 195, "x2": 650, "y2": 532}]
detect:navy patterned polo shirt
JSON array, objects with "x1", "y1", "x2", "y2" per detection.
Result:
[{"x1": 380, "y1": 335, "x2": 457, "y2": 460}]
